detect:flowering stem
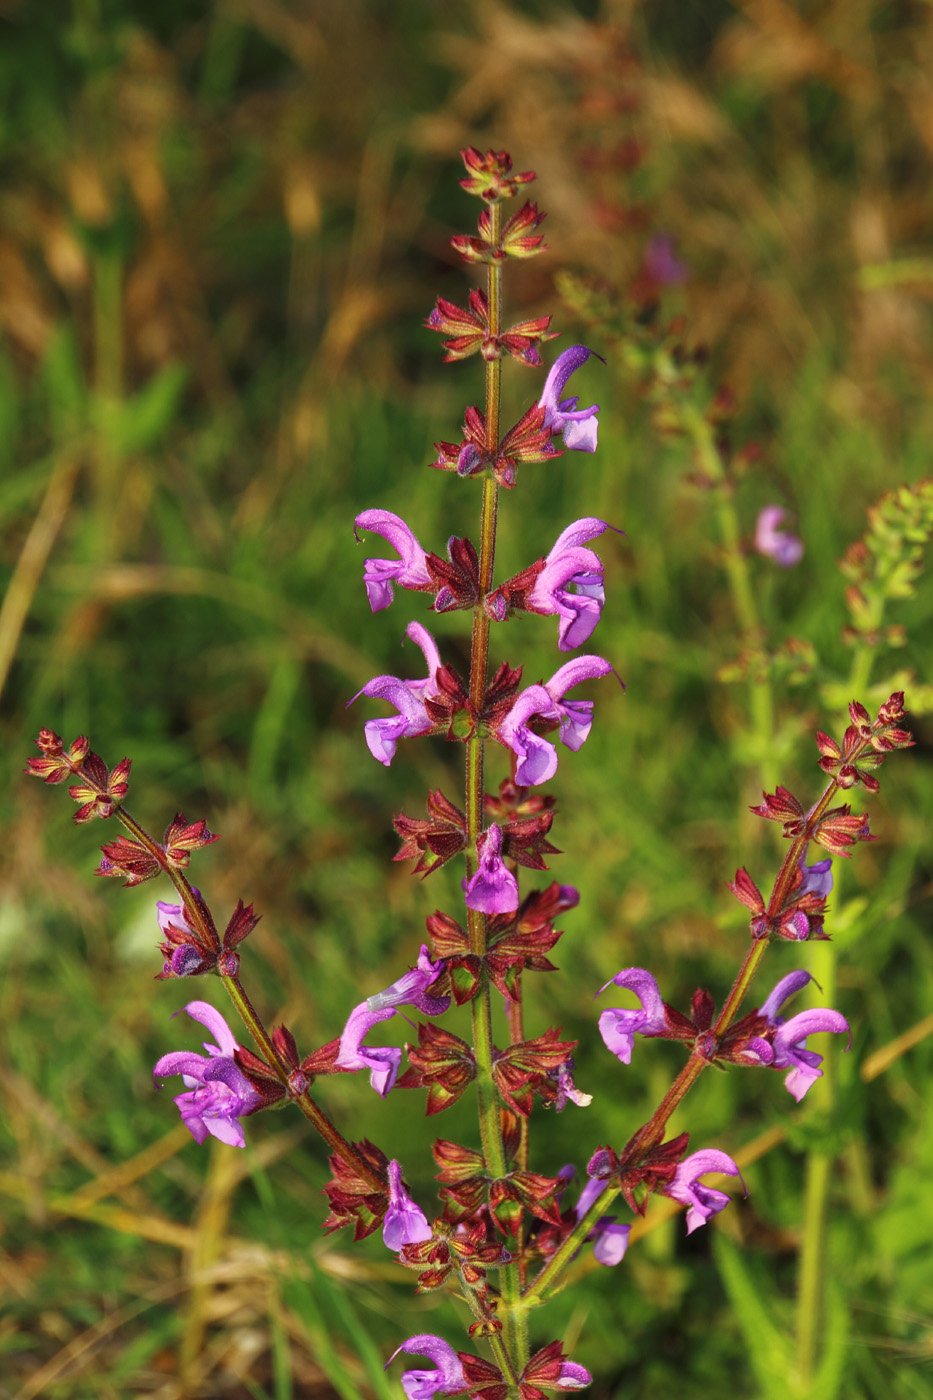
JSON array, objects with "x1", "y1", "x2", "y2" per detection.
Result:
[
  {"x1": 521, "y1": 1184, "x2": 620, "y2": 1307},
  {"x1": 110, "y1": 804, "x2": 386, "y2": 1193}
]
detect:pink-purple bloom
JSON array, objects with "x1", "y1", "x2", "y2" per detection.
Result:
[
  {"x1": 539, "y1": 346, "x2": 601, "y2": 453},
  {"x1": 463, "y1": 823, "x2": 519, "y2": 913},
  {"x1": 526, "y1": 518, "x2": 613, "y2": 651},
  {"x1": 355, "y1": 509, "x2": 432, "y2": 612},
  {"x1": 798, "y1": 853, "x2": 833, "y2": 899},
  {"x1": 386, "y1": 1335, "x2": 466, "y2": 1400},
  {"x1": 597, "y1": 967, "x2": 669, "y2": 1065},
  {"x1": 350, "y1": 621, "x2": 442, "y2": 765},
  {"x1": 498, "y1": 656, "x2": 618, "y2": 786},
  {"x1": 153, "y1": 1001, "x2": 261, "y2": 1148},
  {"x1": 758, "y1": 970, "x2": 850, "y2": 1102},
  {"x1": 754, "y1": 505, "x2": 803, "y2": 567},
  {"x1": 156, "y1": 897, "x2": 204, "y2": 977},
  {"x1": 574, "y1": 1177, "x2": 631, "y2": 1266},
  {"x1": 642, "y1": 234, "x2": 688, "y2": 288},
  {"x1": 337, "y1": 946, "x2": 450, "y2": 1096},
  {"x1": 552, "y1": 1058, "x2": 593, "y2": 1111},
  {"x1": 665, "y1": 1148, "x2": 743, "y2": 1234},
  {"x1": 384, "y1": 1160, "x2": 433, "y2": 1251}
]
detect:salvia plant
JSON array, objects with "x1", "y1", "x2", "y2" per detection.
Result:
[{"x1": 25, "y1": 150, "x2": 915, "y2": 1394}]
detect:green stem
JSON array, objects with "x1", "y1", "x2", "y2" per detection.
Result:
[{"x1": 522, "y1": 1184, "x2": 620, "y2": 1308}]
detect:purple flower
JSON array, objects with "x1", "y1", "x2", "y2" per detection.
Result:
[
  {"x1": 552, "y1": 1059, "x2": 593, "y2": 1111},
  {"x1": 755, "y1": 505, "x2": 803, "y2": 568},
  {"x1": 574, "y1": 1177, "x2": 631, "y2": 1266},
  {"x1": 539, "y1": 346, "x2": 601, "y2": 453},
  {"x1": 350, "y1": 621, "x2": 442, "y2": 765},
  {"x1": 153, "y1": 1001, "x2": 261, "y2": 1148},
  {"x1": 354, "y1": 509, "x2": 433, "y2": 612},
  {"x1": 335, "y1": 1003, "x2": 402, "y2": 1096},
  {"x1": 553, "y1": 1360, "x2": 593, "y2": 1390},
  {"x1": 367, "y1": 944, "x2": 450, "y2": 1017},
  {"x1": 526, "y1": 518, "x2": 616, "y2": 651},
  {"x1": 665, "y1": 1149, "x2": 743, "y2": 1234},
  {"x1": 498, "y1": 655, "x2": 618, "y2": 786},
  {"x1": 463, "y1": 823, "x2": 519, "y2": 913},
  {"x1": 798, "y1": 853, "x2": 833, "y2": 899},
  {"x1": 758, "y1": 970, "x2": 850, "y2": 1102},
  {"x1": 384, "y1": 1160, "x2": 433, "y2": 1251},
  {"x1": 337, "y1": 948, "x2": 450, "y2": 1096},
  {"x1": 386, "y1": 1335, "x2": 465, "y2": 1400},
  {"x1": 642, "y1": 234, "x2": 688, "y2": 288},
  {"x1": 597, "y1": 967, "x2": 669, "y2": 1065}
]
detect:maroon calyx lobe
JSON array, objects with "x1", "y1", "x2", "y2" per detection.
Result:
[
  {"x1": 425, "y1": 880, "x2": 571, "y2": 1005},
  {"x1": 321, "y1": 1139, "x2": 391, "y2": 1240},
  {"x1": 449, "y1": 403, "x2": 557, "y2": 490},
  {"x1": 397, "y1": 1024, "x2": 477, "y2": 1115},
  {"x1": 485, "y1": 558, "x2": 547, "y2": 623},
  {"x1": 492, "y1": 1028, "x2": 577, "y2": 1117},
  {"x1": 393, "y1": 790, "x2": 468, "y2": 877},
  {"x1": 425, "y1": 287, "x2": 557, "y2": 367},
  {"x1": 728, "y1": 865, "x2": 829, "y2": 942},
  {"x1": 422, "y1": 664, "x2": 473, "y2": 737},
  {"x1": 427, "y1": 535, "x2": 481, "y2": 612},
  {"x1": 592, "y1": 1131, "x2": 691, "y2": 1216},
  {"x1": 399, "y1": 1216, "x2": 510, "y2": 1292}
]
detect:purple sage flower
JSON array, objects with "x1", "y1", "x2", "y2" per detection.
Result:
[
  {"x1": 153, "y1": 1001, "x2": 261, "y2": 1148},
  {"x1": 335, "y1": 1003, "x2": 402, "y2": 1097},
  {"x1": 758, "y1": 970, "x2": 850, "y2": 1102},
  {"x1": 597, "y1": 967, "x2": 669, "y2": 1065},
  {"x1": 665, "y1": 1148, "x2": 743, "y2": 1234},
  {"x1": 463, "y1": 823, "x2": 519, "y2": 913},
  {"x1": 539, "y1": 346, "x2": 601, "y2": 453},
  {"x1": 354, "y1": 509, "x2": 433, "y2": 612},
  {"x1": 386, "y1": 1335, "x2": 466, "y2": 1400},
  {"x1": 526, "y1": 518, "x2": 614, "y2": 651},
  {"x1": 350, "y1": 621, "x2": 442, "y2": 765},
  {"x1": 754, "y1": 505, "x2": 803, "y2": 568},
  {"x1": 642, "y1": 234, "x2": 688, "y2": 288},
  {"x1": 552, "y1": 1058, "x2": 593, "y2": 1111},
  {"x1": 367, "y1": 944, "x2": 450, "y2": 1017},
  {"x1": 798, "y1": 853, "x2": 833, "y2": 899},
  {"x1": 574, "y1": 1177, "x2": 631, "y2": 1266},
  {"x1": 498, "y1": 656, "x2": 618, "y2": 786},
  {"x1": 337, "y1": 947, "x2": 451, "y2": 1096},
  {"x1": 384, "y1": 1160, "x2": 433, "y2": 1251}
]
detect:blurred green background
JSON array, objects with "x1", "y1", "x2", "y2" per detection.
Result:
[{"x1": 2, "y1": 1, "x2": 932, "y2": 1396}]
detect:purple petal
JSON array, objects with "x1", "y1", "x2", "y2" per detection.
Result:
[
  {"x1": 667, "y1": 1149, "x2": 743, "y2": 1234},
  {"x1": 153, "y1": 1050, "x2": 208, "y2": 1083},
  {"x1": 544, "y1": 656, "x2": 619, "y2": 749},
  {"x1": 556, "y1": 1361, "x2": 593, "y2": 1390},
  {"x1": 755, "y1": 505, "x2": 803, "y2": 568},
  {"x1": 383, "y1": 1160, "x2": 433, "y2": 1251},
  {"x1": 183, "y1": 1000, "x2": 240, "y2": 1057},
  {"x1": 354, "y1": 509, "x2": 432, "y2": 612},
  {"x1": 771, "y1": 1008, "x2": 850, "y2": 1101},
  {"x1": 798, "y1": 854, "x2": 833, "y2": 899},
  {"x1": 367, "y1": 945, "x2": 450, "y2": 1017},
  {"x1": 597, "y1": 968, "x2": 667, "y2": 1065},
  {"x1": 539, "y1": 347, "x2": 601, "y2": 453},
  {"x1": 336, "y1": 1002, "x2": 403, "y2": 1096},
  {"x1": 386, "y1": 1335, "x2": 466, "y2": 1400},
  {"x1": 464, "y1": 824, "x2": 520, "y2": 913},
  {"x1": 498, "y1": 685, "x2": 560, "y2": 786},
  {"x1": 592, "y1": 1222, "x2": 631, "y2": 1267},
  {"x1": 759, "y1": 970, "x2": 813, "y2": 1023}
]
